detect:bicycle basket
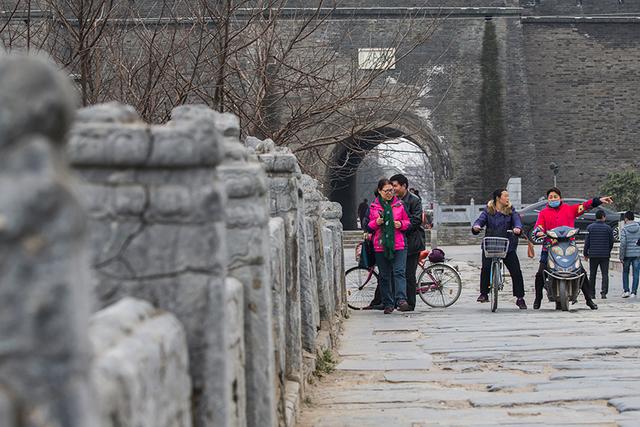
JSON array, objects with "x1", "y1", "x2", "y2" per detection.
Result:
[{"x1": 482, "y1": 237, "x2": 509, "y2": 258}]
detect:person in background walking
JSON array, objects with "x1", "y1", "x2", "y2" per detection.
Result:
[
  {"x1": 357, "y1": 198, "x2": 369, "y2": 230},
  {"x1": 391, "y1": 174, "x2": 426, "y2": 311},
  {"x1": 368, "y1": 179, "x2": 411, "y2": 314},
  {"x1": 619, "y1": 211, "x2": 640, "y2": 298},
  {"x1": 472, "y1": 188, "x2": 527, "y2": 309},
  {"x1": 584, "y1": 209, "x2": 614, "y2": 299}
]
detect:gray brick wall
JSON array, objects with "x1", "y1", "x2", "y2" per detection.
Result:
[
  {"x1": 521, "y1": 0, "x2": 640, "y2": 15},
  {"x1": 283, "y1": 0, "x2": 517, "y2": 6},
  {"x1": 522, "y1": 21, "x2": 640, "y2": 200}
]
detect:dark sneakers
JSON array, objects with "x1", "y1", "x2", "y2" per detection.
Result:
[
  {"x1": 516, "y1": 298, "x2": 527, "y2": 309},
  {"x1": 383, "y1": 306, "x2": 394, "y2": 314},
  {"x1": 586, "y1": 300, "x2": 598, "y2": 310},
  {"x1": 533, "y1": 298, "x2": 541, "y2": 310},
  {"x1": 477, "y1": 294, "x2": 489, "y2": 303}
]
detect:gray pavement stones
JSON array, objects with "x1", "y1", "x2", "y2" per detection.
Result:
[
  {"x1": 298, "y1": 245, "x2": 640, "y2": 426},
  {"x1": 608, "y1": 397, "x2": 640, "y2": 412}
]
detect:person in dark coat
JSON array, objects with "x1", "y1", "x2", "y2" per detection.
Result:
[
  {"x1": 584, "y1": 209, "x2": 614, "y2": 298},
  {"x1": 357, "y1": 198, "x2": 369, "y2": 229},
  {"x1": 472, "y1": 188, "x2": 527, "y2": 309},
  {"x1": 391, "y1": 174, "x2": 426, "y2": 311}
]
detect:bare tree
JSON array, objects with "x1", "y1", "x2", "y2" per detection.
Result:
[{"x1": 1, "y1": 0, "x2": 447, "y2": 170}]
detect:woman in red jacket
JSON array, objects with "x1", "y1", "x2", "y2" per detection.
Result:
[{"x1": 532, "y1": 187, "x2": 613, "y2": 309}]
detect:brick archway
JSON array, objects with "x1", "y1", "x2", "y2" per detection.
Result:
[{"x1": 327, "y1": 113, "x2": 452, "y2": 230}]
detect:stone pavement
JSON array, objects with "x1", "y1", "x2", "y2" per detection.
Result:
[{"x1": 298, "y1": 245, "x2": 640, "y2": 426}]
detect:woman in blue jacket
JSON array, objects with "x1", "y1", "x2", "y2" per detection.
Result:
[{"x1": 472, "y1": 189, "x2": 527, "y2": 309}]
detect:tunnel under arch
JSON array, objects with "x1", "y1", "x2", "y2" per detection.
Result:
[{"x1": 328, "y1": 116, "x2": 452, "y2": 230}]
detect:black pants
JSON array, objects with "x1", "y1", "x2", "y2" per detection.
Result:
[
  {"x1": 370, "y1": 252, "x2": 419, "y2": 309},
  {"x1": 405, "y1": 252, "x2": 419, "y2": 310},
  {"x1": 589, "y1": 257, "x2": 610, "y2": 297},
  {"x1": 480, "y1": 251, "x2": 525, "y2": 298},
  {"x1": 534, "y1": 262, "x2": 595, "y2": 306}
]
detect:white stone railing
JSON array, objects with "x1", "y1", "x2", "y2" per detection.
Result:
[{"x1": 0, "y1": 54, "x2": 345, "y2": 427}]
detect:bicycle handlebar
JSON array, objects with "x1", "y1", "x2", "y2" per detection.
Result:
[{"x1": 472, "y1": 228, "x2": 517, "y2": 235}]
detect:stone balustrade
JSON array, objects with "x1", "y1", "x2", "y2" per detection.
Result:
[{"x1": 0, "y1": 54, "x2": 345, "y2": 427}]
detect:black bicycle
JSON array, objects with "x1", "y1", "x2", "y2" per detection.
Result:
[{"x1": 481, "y1": 236, "x2": 510, "y2": 312}]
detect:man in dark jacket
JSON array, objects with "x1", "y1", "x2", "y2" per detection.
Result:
[
  {"x1": 357, "y1": 198, "x2": 369, "y2": 229},
  {"x1": 584, "y1": 209, "x2": 614, "y2": 299},
  {"x1": 391, "y1": 174, "x2": 425, "y2": 311}
]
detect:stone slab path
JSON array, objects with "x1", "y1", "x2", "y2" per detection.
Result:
[{"x1": 298, "y1": 245, "x2": 640, "y2": 426}]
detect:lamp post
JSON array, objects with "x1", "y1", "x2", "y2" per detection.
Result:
[{"x1": 549, "y1": 162, "x2": 560, "y2": 187}]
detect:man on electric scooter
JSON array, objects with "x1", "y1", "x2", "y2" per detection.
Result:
[{"x1": 532, "y1": 187, "x2": 614, "y2": 310}]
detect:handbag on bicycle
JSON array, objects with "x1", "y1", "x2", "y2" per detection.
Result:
[{"x1": 357, "y1": 236, "x2": 376, "y2": 269}]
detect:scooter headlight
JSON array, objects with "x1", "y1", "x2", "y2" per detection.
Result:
[
  {"x1": 551, "y1": 246, "x2": 564, "y2": 256},
  {"x1": 566, "y1": 229, "x2": 578, "y2": 238},
  {"x1": 565, "y1": 246, "x2": 576, "y2": 256},
  {"x1": 547, "y1": 230, "x2": 558, "y2": 239},
  {"x1": 575, "y1": 259, "x2": 580, "y2": 269},
  {"x1": 548, "y1": 258, "x2": 555, "y2": 269}
]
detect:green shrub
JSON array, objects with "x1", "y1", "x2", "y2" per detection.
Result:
[{"x1": 600, "y1": 170, "x2": 640, "y2": 212}]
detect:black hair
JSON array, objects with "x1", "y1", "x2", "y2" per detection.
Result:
[
  {"x1": 625, "y1": 211, "x2": 635, "y2": 221},
  {"x1": 389, "y1": 173, "x2": 408, "y2": 188},
  {"x1": 546, "y1": 187, "x2": 562, "y2": 198},
  {"x1": 492, "y1": 188, "x2": 507, "y2": 204},
  {"x1": 376, "y1": 178, "x2": 392, "y2": 191},
  {"x1": 595, "y1": 209, "x2": 606, "y2": 220}
]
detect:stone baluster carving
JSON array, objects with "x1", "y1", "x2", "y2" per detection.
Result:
[
  {"x1": 214, "y1": 112, "x2": 277, "y2": 427},
  {"x1": 69, "y1": 103, "x2": 234, "y2": 427},
  {"x1": 0, "y1": 55, "x2": 95, "y2": 426},
  {"x1": 299, "y1": 176, "x2": 321, "y2": 353},
  {"x1": 321, "y1": 201, "x2": 346, "y2": 316},
  {"x1": 301, "y1": 175, "x2": 332, "y2": 329},
  {"x1": 89, "y1": 298, "x2": 192, "y2": 427},
  {"x1": 253, "y1": 139, "x2": 304, "y2": 384}
]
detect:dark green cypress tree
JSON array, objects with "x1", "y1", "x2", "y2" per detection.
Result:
[{"x1": 479, "y1": 20, "x2": 506, "y2": 188}]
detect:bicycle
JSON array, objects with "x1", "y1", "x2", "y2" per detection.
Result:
[
  {"x1": 346, "y1": 246, "x2": 462, "y2": 310},
  {"x1": 481, "y1": 236, "x2": 510, "y2": 312},
  {"x1": 345, "y1": 264, "x2": 378, "y2": 310},
  {"x1": 415, "y1": 250, "x2": 462, "y2": 308}
]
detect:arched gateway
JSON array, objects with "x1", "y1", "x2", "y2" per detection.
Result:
[{"x1": 327, "y1": 113, "x2": 452, "y2": 230}]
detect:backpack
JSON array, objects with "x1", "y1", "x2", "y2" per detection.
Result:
[{"x1": 428, "y1": 247, "x2": 445, "y2": 263}]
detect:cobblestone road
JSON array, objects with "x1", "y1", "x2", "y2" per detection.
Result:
[{"x1": 299, "y1": 245, "x2": 640, "y2": 426}]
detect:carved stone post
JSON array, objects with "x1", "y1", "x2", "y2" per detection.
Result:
[
  {"x1": 321, "y1": 201, "x2": 346, "y2": 315},
  {"x1": 255, "y1": 141, "x2": 304, "y2": 384},
  {"x1": 301, "y1": 176, "x2": 332, "y2": 327},
  {"x1": 69, "y1": 103, "x2": 234, "y2": 427},
  {"x1": 215, "y1": 113, "x2": 277, "y2": 427},
  {"x1": 299, "y1": 176, "x2": 321, "y2": 353},
  {"x1": 0, "y1": 55, "x2": 95, "y2": 426}
]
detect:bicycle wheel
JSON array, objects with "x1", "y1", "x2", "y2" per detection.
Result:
[
  {"x1": 417, "y1": 263, "x2": 462, "y2": 308},
  {"x1": 490, "y1": 261, "x2": 500, "y2": 312},
  {"x1": 345, "y1": 266, "x2": 378, "y2": 310}
]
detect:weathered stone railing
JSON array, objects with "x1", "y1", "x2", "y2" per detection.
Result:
[
  {"x1": 0, "y1": 54, "x2": 345, "y2": 427},
  {"x1": 0, "y1": 54, "x2": 96, "y2": 427}
]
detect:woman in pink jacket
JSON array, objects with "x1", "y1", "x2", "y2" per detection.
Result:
[{"x1": 368, "y1": 178, "x2": 411, "y2": 314}]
